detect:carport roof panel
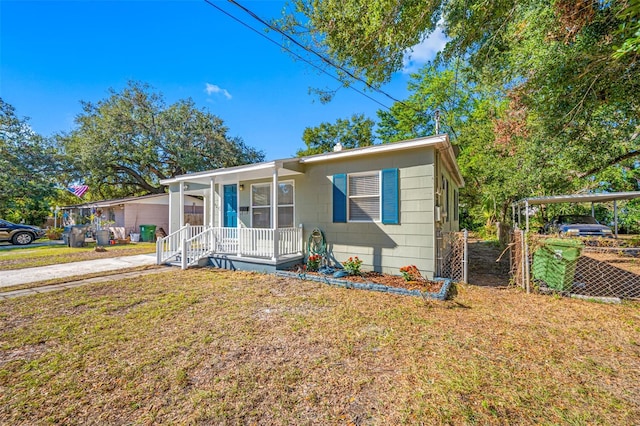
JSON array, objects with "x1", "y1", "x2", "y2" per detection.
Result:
[{"x1": 517, "y1": 191, "x2": 640, "y2": 205}]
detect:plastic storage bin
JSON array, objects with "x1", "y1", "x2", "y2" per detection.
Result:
[{"x1": 532, "y1": 238, "x2": 583, "y2": 291}]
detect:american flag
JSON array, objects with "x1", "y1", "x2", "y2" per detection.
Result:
[{"x1": 67, "y1": 185, "x2": 89, "y2": 198}]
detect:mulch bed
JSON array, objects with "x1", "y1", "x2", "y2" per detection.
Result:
[{"x1": 299, "y1": 269, "x2": 444, "y2": 293}]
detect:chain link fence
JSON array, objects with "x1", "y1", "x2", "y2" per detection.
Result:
[
  {"x1": 511, "y1": 229, "x2": 640, "y2": 301},
  {"x1": 436, "y1": 230, "x2": 468, "y2": 283}
]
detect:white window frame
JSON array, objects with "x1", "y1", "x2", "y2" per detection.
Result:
[
  {"x1": 250, "y1": 180, "x2": 295, "y2": 228},
  {"x1": 347, "y1": 171, "x2": 381, "y2": 223}
]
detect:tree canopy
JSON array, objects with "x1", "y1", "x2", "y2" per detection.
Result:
[
  {"x1": 285, "y1": 0, "x2": 640, "y2": 227},
  {"x1": 0, "y1": 99, "x2": 63, "y2": 224},
  {"x1": 297, "y1": 114, "x2": 375, "y2": 156},
  {"x1": 58, "y1": 81, "x2": 264, "y2": 199}
]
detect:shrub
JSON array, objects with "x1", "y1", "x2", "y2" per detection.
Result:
[
  {"x1": 306, "y1": 254, "x2": 322, "y2": 271},
  {"x1": 46, "y1": 227, "x2": 64, "y2": 240},
  {"x1": 399, "y1": 265, "x2": 423, "y2": 282},
  {"x1": 342, "y1": 256, "x2": 363, "y2": 275}
]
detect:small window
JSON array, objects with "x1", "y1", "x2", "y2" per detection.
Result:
[
  {"x1": 454, "y1": 189, "x2": 459, "y2": 221},
  {"x1": 442, "y1": 176, "x2": 449, "y2": 223},
  {"x1": 348, "y1": 172, "x2": 380, "y2": 222}
]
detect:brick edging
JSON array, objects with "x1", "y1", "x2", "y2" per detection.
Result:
[{"x1": 275, "y1": 271, "x2": 452, "y2": 300}]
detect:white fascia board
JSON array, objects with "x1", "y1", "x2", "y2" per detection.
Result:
[
  {"x1": 160, "y1": 161, "x2": 279, "y2": 185},
  {"x1": 299, "y1": 135, "x2": 449, "y2": 164}
]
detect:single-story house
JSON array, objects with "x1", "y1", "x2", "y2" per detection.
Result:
[
  {"x1": 157, "y1": 134, "x2": 464, "y2": 278},
  {"x1": 61, "y1": 194, "x2": 204, "y2": 239}
]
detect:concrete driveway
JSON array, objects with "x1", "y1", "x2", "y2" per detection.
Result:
[{"x1": 0, "y1": 253, "x2": 159, "y2": 288}]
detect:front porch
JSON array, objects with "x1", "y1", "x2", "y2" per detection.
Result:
[
  {"x1": 157, "y1": 159, "x2": 306, "y2": 271},
  {"x1": 156, "y1": 224, "x2": 303, "y2": 270}
]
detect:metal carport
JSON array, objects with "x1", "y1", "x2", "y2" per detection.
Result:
[{"x1": 513, "y1": 191, "x2": 640, "y2": 236}]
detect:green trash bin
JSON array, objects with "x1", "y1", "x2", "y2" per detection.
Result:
[
  {"x1": 139, "y1": 224, "x2": 157, "y2": 242},
  {"x1": 532, "y1": 238, "x2": 583, "y2": 291}
]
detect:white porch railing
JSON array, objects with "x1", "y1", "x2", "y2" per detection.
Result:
[
  {"x1": 156, "y1": 224, "x2": 205, "y2": 264},
  {"x1": 181, "y1": 227, "x2": 215, "y2": 269},
  {"x1": 157, "y1": 225, "x2": 303, "y2": 268},
  {"x1": 213, "y1": 226, "x2": 303, "y2": 258}
]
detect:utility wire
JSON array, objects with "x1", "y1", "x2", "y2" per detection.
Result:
[
  {"x1": 202, "y1": 0, "x2": 391, "y2": 110},
  {"x1": 223, "y1": 0, "x2": 454, "y2": 133},
  {"x1": 225, "y1": 0, "x2": 409, "y2": 107}
]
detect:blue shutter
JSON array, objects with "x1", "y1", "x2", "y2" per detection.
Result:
[
  {"x1": 381, "y1": 168, "x2": 399, "y2": 224},
  {"x1": 333, "y1": 174, "x2": 347, "y2": 223}
]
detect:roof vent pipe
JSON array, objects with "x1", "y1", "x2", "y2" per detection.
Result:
[{"x1": 333, "y1": 142, "x2": 343, "y2": 152}]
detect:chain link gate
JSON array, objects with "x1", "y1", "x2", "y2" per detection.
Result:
[{"x1": 436, "y1": 230, "x2": 468, "y2": 283}]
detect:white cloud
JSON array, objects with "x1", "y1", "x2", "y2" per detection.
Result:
[
  {"x1": 402, "y1": 27, "x2": 448, "y2": 74},
  {"x1": 205, "y1": 83, "x2": 232, "y2": 100}
]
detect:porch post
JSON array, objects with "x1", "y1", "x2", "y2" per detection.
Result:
[
  {"x1": 168, "y1": 184, "x2": 181, "y2": 234},
  {"x1": 203, "y1": 194, "x2": 208, "y2": 229},
  {"x1": 272, "y1": 164, "x2": 279, "y2": 260},
  {"x1": 179, "y1": 181, "x2": 185, "y2": 227},
  {"x1": 210, "y1": 177, "x2": 215, "y2": 227}
]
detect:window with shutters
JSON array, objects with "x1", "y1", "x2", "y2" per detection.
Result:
[
  {"x1": 348, "y1": 172, "x2": 380, "y2": 222},
  {"x1": 251, "y1": 181, "x2": 295, "y2": 228}
]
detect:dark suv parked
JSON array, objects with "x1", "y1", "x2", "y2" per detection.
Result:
[{"x1": 0, "y1": 219, "x2": 46, "y2": 245}]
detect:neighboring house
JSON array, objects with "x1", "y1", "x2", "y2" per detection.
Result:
[
  {"x1": 61, "y1": 194, "x2": 204, "y2": 238},
  {"x1": 158, "y1": 135, "x2": 464, "y2": 278}
]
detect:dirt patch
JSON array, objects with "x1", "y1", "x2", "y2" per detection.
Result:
[
  {"x1": 582, "y1": 250, "x2": 640, "y2": 275},
  {"x1": 467, "y1": 239, "x2": 511, "y2": 287}
]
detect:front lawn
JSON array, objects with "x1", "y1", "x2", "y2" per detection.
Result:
[
  {"x1": 0, "y1": 269, "x2": 638, "y2": 424},
  {"x1": 0, "y1": 243, "x2": 156, "y2": 270}
]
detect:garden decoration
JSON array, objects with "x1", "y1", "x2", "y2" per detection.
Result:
[{"x1": 308, "y1": 228, "x2": 327, "y2": 265}]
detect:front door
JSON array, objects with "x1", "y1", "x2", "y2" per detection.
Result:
[{"x1": 223, "y1": 184, "x2": 238, "y2": 228}]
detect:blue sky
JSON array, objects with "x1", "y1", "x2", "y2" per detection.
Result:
[{"x1": 1, "y1": 0, "x2": 445, "y2": 160}]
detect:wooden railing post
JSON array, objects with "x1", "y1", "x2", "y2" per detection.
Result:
[
  {"x1": 181, "y1": 239, "x2": 188, "y2": 270},
  {"x1": 272, "y1": 228, "x2": 279, "y2": 260}
]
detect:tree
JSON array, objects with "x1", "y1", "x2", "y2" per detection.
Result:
[
  {"x1": 0, "y1": 98, "x2": 61, "y2": 224},
  {"x1": 297, "y1": 114, "x2": 374, "y2": 156},
  {"x1": 58, "y1": 81, "x2": 264, "y2": 199},
  {"x1": 283, "y1": 0, "x2": 640, "y2": 227}
]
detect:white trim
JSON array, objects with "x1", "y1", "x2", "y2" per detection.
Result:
[
  {"x1": 300, "y1": 135, "x2": 448, "y2": 164},
  {"x1": 347, "y1": 171, "x2": 381, "y2": 223},
  {"x1": 161, "y1": 161, "x2": 279, "y2": 184},
  {"x1": 160, "y1": 135, "x2": 464, "y2": 189}
]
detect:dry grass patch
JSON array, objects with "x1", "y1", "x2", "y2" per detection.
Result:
[
  {"x1": 0, "y1": 243, "x2": 156, "y2": 270},
  {"x1": 0, "y1": 269, "x2": 638, "y2": 424}
]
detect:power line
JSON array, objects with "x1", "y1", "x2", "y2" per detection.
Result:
[
  {"x1": 202, "y1": 0, "x2": 392, "y2": 110},
  {"x1": 225, "y1": 0, "x2": 409, "y2": 107}
]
